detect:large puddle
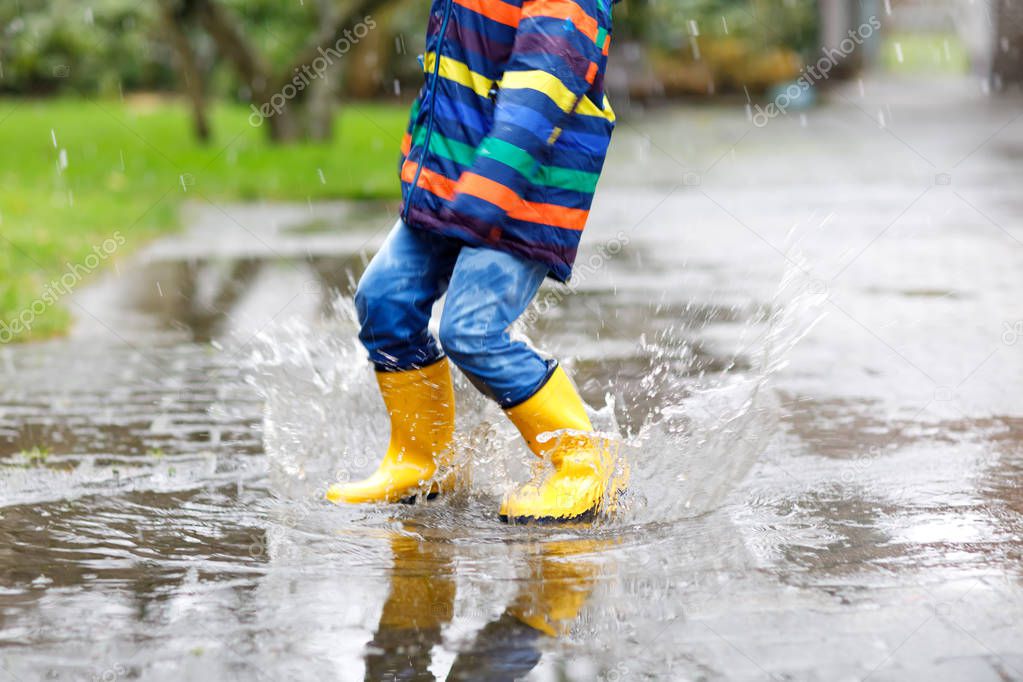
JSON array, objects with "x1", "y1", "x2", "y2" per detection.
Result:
[{"x1": 2, "y1": 78, "x2": 1022, "y2": 679}]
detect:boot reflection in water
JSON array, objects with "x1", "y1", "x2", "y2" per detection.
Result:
[
  {"x1": 447, "y1": 540, "x2": 605, "y2": 681},
  {"x1": 363, "y1": 526, "x2": 456, "y2": 682},
  {"x1": 365, "y1": 534, "x2": 604, "y2": 681}
]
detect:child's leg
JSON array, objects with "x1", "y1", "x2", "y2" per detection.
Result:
[
  {"x1": 437, "y1": 246, "x2": 553, "y2": 406},
  {"x1": 355, "y1": 220, "x2": 460, "y2": 370},
  {"x1": 440, "y1": 246, "x2": 626, "y2": 522},
  {"x1": 327, "y1": 220, "x2": 461, "y2": 505}
]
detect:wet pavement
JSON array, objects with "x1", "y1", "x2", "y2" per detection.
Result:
[{"x1": 2, "y1": 76, "x2": 1022, "y2": 680}]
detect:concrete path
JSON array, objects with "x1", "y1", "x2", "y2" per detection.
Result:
[{"x1": 1, "y1": 75, "x2": 1021, "y2": 681}]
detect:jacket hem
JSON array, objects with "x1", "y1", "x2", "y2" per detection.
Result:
[{"x1": 405, "y1": 205, "x2": 573, "y2": 283}]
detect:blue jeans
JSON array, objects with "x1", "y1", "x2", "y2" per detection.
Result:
[{"x1": 355, "y1": 220, "x2": 555, "y2": 407}]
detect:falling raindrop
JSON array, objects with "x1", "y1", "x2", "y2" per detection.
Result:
[
  {"x1": 884, "y1": 0, "x2": 892, "y2": 15},
  {"x1": 721, "y1": 17, "x2": 729, "y2": 34},
  {"x1": 58, "y1": 149, "x2": 68, "y2": 172},
  {"x1": 393, "y1": 79, "x2": 401, "y2": 96},
  {"x1": 317, "y1": 168, "x2": 326, "y2": 184},
  {"x1": 637, "y1": 135, "x2": 650, "y2": 164},
  {"x1": 894, "y1": 42, "x2": 904, "y2": 63},
  {"x1": 50, "y1": 129, "x2": 57, "y2": 148},
  {"x1": 156, "y1": 282, "x2": 163, "y2": 298}
]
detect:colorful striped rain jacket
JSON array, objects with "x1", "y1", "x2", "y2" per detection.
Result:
[{"x1": 398, "y1": 0, "x2": 617, "y2": 282}]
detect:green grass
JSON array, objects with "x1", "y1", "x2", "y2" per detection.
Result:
[
  {"x1": 0, "y1": 97, "x2": 407, "y2": 342},
  {"x1": 881, "y1": 33, "x2": 970, "y2": 75}
]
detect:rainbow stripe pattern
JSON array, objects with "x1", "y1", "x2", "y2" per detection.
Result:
[{"x1": 399, "y1": 0, "x2": 617, "y2": 282}]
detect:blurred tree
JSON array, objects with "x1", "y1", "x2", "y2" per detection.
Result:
[
  {"x1": 158, "y1": 0, "x2": 212, "y2": 141},
  {"x1": 161, "y1": 0, "x2": 396, "y2": 142}
]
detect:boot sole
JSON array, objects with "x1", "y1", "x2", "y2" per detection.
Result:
[
  {"x1": 498, "y1": 507, "x2": 597, "y2": 525},
  {"x1": 498, "y1": 485, "x2": 629, "y2": 525},
  {"x1": 398, "y1": 490, "x2": 440, "y2": 505}
]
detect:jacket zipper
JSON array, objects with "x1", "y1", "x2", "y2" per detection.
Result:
[{"x1": 404, "y1": 0, "x2": 454, "y2": 219}]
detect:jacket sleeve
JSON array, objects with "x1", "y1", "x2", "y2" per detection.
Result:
[{"x1": 446, "y1": 0, "x2": 608, "y2": 228}]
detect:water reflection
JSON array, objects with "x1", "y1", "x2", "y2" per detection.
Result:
[
  {"x1": 366, "y1": 524, "x2": 608, "y2": 681},
  {"x1": 115, "y1": 255, "x2": 364, "y2": 343},
  {"x1": 364, "y1": 525, "x2": 456, "y2": 681},
  {"x1": 447, "y1": 538, "x2": 608, "y2": 681}
]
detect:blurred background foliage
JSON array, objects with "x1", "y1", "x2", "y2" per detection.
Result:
[
  {"x1": 620, "y1": 0, "x2": 817, "y2": 94},
  {"x1": 1, "y1": 0, "x2": 172, "y2": 95},
  {"x1": 1, "y1": 0, "x2": 817, "y2": 100}
]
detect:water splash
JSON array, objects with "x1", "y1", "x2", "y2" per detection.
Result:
[
  {"x1": 617, "y1": 257, "x2": 825, "y2": 525},
  {"x1": 243, "y1": 256, "x2": 824, "y2": 530}
]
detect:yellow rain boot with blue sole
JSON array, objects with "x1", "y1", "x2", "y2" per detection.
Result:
[
  {"x1": 326, "y1": 358, "x2": 455, "y2": 505},
  {"x1": 499, "y1": 366, "x2": 628, "y2": 524}
]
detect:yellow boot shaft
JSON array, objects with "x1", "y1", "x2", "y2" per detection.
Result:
[
  {"x1": 505, "y1": 365, "x2": 593, "y2": 465},
  {"x1": 326, "y1": 358, "x2": 455, "y2": 504}
]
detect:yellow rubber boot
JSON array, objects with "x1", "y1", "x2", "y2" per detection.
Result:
[
  {"x1": 326, "y1": 358, "x2": 455, "y2": 504},
  {"x1": 499, "y1": 366, "x2": 628, "y2": 523}
]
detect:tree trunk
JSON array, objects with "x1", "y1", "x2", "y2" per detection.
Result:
[
  {"x1": 305, "y1": 0, "x2": 340, "y2": 141},
  {"x1": 272, "y1": 0, "x2": 393, "y2": 96},
  {"x1": 267, "y1": 110, "x2": 302, "y2": 143},
  {"x1": 993, "y1": 0, "x2": 1023, "y2": 87},
  {"x1": 186, "y1": 0, "x2": 396, "y2": 143},
  {"x1": 306, "y1": 72, "x2": 337, "y2": 141},
  {"x1": 193, "y1": 0, "x2": 272, "y2": 104},
  {"x1": 159, "y1": 1, "x2": 211, "y2": 143}
]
